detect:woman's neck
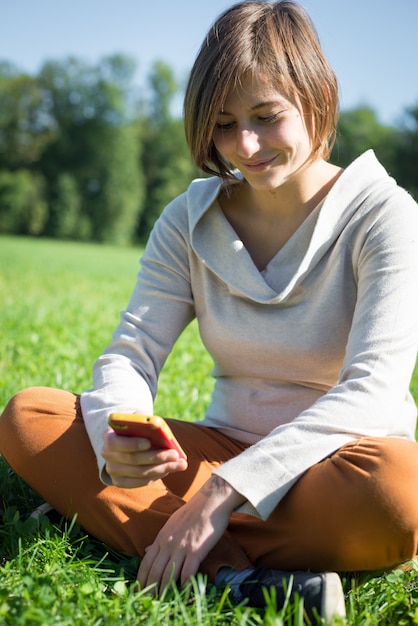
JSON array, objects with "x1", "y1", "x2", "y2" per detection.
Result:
[{"x1": 219, "y1": 160, "x2": 343, "y2": 271}]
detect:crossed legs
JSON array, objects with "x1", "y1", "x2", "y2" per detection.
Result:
[{"x1": 1, "y1": 386, "x2": 418, "y2": 581}]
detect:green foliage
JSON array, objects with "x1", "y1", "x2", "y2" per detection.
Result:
[
  {"x1": 147, "y1": 60, "x2": 179, "y2": 123},
  {"x1": 392, "y1": 106, "x2": 418, "y2": 200},
  {"x1": 0, "y1": 54, "x2": 201, "y2": 246},
  {"x1": 0, "y1": 509, "x2": 265, "y2": 626},
  {"x1": 37, "y1": 56, "x2": 144, "y2": 244},
  {"x1": 332, "y1": 107, "x2": 398, "y2": 172},
  {"x1": 0, "y1": 54, "x2": 417, "y2": 245},
  {"x1": 0, "y1": 169, "x2": 47, "y2": 235},
  {"x1": 347, "y1": 566, "x2": 418, "y2": 625},
  {"x1": 47, "y1": 173, "x2": 84, "y2": 239},
  {"x1": 0, "y1": 73, "x2": 56, "y2": 170},
  {"x1": 331, "y1": 105, "x2": 418, "y2": 204},
  {"x1": 79, "y1": 121, "x2": 143, "y2": 244},
  {"x1": 137, "y1": 62, "x2": 201, "y2": 241},
  {"x1": 0, "y1": 55, "x2": 146, "y2": 245}
]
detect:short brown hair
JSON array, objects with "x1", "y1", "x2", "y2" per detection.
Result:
[{"x1": 184, "y1": 1, "x2": 339, "y2": 178}]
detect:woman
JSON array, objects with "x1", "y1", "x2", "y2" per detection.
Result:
[{"x1": 1, "y1": 1, "x2": 418, "y2": 622}]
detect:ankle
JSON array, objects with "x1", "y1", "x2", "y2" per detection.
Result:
[{"x1": 215, "y1": 566, "x2": 256, "y2": 599}]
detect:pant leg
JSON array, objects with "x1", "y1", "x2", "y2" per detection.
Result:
[
  {"x1": 2, "y1": 388, "x2": 418, "y2": 578},
  {"x1": 0, "y1": 386, "x2": 251, "y2": 577},
  {"x1": 228, "y1": 436, "x2": 418, "y2": 572}
]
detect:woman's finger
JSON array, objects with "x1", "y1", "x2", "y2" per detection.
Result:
[{"x1": 107, "y1": 458, "x2": 186, "y2": 486}]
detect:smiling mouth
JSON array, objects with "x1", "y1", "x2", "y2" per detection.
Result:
[{"x1": 242, "y1": 156, "x2": 277, "y2": 171}]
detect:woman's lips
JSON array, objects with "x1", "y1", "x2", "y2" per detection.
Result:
[{"x1": 241, "y1": 156, "x2": 277, "y2": 172}]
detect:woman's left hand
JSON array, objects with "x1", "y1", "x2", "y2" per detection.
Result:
[{"x1": 137, "y1": 475, "x2": 245, "y2": 593}]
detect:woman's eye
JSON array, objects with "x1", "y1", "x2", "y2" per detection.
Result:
[
  {"x1": 215, "y1": 121, "x2": 235, "y2": 131},
  {"x1": 215, "y1": 111, "x2": 283, "y2": 130},
  {"x1": 259, "y1": 112, "x2": 281, "y2": 123}
]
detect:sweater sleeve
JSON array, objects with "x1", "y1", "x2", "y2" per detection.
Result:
[
  {"x1": 81, "y1": 196, "x2": 195, "y2": 483},
  {"x1": 214, "y1": 189, "x2": 418, "y2": 520}
]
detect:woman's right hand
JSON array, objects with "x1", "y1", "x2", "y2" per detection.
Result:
[{"x1": 101, "y1": 428, "x2": 188, "y2": 488}]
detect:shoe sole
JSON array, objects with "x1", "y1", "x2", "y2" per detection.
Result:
[
  {"x1": 321, "y1": 572, "x2": 346, "y2": 622},
  {"x1": 29, "y1": 502, "x2": 54, "y2": 520}
]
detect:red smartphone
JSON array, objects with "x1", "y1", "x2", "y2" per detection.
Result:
[{"x1": 108, "y1": 413, "x2": 187, "y2": 461}]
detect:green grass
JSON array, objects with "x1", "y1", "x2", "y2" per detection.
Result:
[{"x1": 0, "y1": 234, "x2": 418, "y2": 625}]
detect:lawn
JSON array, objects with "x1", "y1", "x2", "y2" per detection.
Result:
[{"x1": 0, "y1": 234, "x2": 418, "y2": 625}]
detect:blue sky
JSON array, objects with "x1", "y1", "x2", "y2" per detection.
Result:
[{"x1": 2, "y1": 0, "x2": 417, "y2": 125}]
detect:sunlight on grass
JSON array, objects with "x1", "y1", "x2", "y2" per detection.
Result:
[{"x1": 0, "y1": 235, "x2": 214, "y2": 417}]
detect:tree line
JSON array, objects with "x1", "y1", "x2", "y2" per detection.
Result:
[{"x1": 0, "y1": 54, "x2": 417, "y2": 245}]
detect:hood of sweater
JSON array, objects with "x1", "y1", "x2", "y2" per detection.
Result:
[{"x1": 187, "y1": 150, "x2": 398, "y2": 304}]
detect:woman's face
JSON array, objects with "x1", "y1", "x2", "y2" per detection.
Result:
[{"x1": 212, "y1": 73, "x2": 313, "y2": 192}]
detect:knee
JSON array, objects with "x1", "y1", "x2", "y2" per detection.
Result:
[
  {"x1": 379, "y1": 442, "x2": 418, "y2": 562},
  {"x1": 0, "y1": 387, "x2": 51, "y2": 460},
  {"x1": 1, "y1": 389, "x2": 29, "y2": 452},
  {"x1": 370, "y1": 438, "x2": 418, "y2": 528},
  {"x1": 1, "y1": 386, "x2": 41, "y2": 427},
  {"x1": 1, "y1": 387, "x2": 30, "y2": 428},
  {"x1": 340, "y1": 437, "x2": 418, "y2": 566}
]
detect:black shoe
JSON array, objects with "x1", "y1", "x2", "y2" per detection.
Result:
[{"x1": 238, "y1": 567, "x2": 346, "y2": 622}]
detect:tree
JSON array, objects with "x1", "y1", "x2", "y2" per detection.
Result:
[
  {"x1": 392, "y1": 105, "x2": 418, "y2": 200},
  {"x1": 137, "y1": 62, "x2": 200, "y2": 241},
  {"x1": 0, "y1": 169, "x2": 47, "y2": 235},
  {"x1": 38, "y1": 55, "x2": 144, "y2": 243},
  {"x1": 2, "y1": 53, "x2": 415, "y2": 246},
  {"x1": 332, "y1": 107, "x2": 398, "y2": 173},
  {"x1": 85, "y1": 122, "x2": 144, "y2": 244},
  {"x1": 47, "y1": 173, "x2": 83, "y2": 239},
  {"x1": 0, "y1": 71, "x2": 56, "y2": 171}
]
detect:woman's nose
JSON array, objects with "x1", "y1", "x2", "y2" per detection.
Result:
[{"x1": 236, "y1": 128, "x2": 261, "y2": 158}]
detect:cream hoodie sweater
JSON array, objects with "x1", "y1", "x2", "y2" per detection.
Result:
[{"x1": 81, "y1": 151, "x2": 418, "y2": 520}]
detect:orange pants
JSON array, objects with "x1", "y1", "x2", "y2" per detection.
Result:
[{"x1": 1, "y1": 386, "x2": 418, "y2": 581}]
